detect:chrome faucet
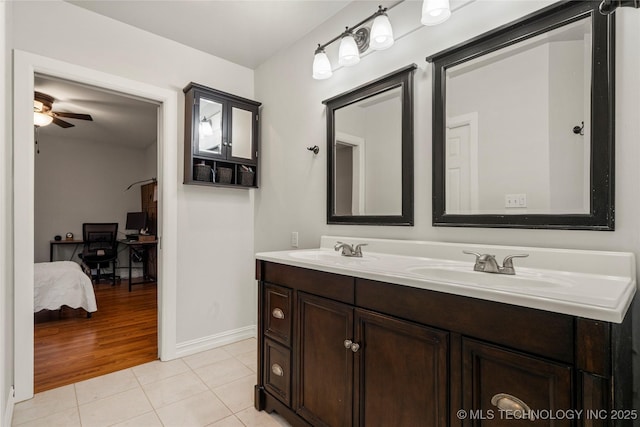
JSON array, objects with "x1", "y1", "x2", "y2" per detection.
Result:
[
  {"x1": 463, "y1": 251, "x2": 528, "y2": 275},
  {"x1": 334, "y1": 241, "x2": 367, "y2": 257}
]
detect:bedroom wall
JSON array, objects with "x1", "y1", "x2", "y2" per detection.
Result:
[
  {"x1": 10, "y1": 0, "x2": 256, "y2": 353},
  {"x1": 254, "y1": 0, "x2": 640, "y2": 403},
  {"x1": 34, "y1": 136, "x2": 153, "y2": 278}
]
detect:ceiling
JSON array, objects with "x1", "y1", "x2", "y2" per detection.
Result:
[
  {"x1": 37, "y1": 1, "x2": 359, "y2": 149},
  {"x1": 67, "y1": 0, "x2": 353, "y2": 69},
  {"x1": 35, "y1": 75, "x2": 158, "y2": 149}
]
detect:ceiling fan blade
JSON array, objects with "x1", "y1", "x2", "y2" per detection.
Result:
[
  {"x1": 52, "y1": 117, "x2": 75, "y2": 128},
  {"x1": 53, "y1": 112, "x2": 93, "y2": 121}
]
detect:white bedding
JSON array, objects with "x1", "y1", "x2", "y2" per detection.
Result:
[{"x1": 34, "y1": 261, "x2": 97, "y2": 313}]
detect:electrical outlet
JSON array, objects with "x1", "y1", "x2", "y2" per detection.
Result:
[
  {"x1": 291, "y1": 231, "x2": 299, "y2": 248},
  {"x1": 505, "y1": 194, "x2": 527, "y2": 208}
]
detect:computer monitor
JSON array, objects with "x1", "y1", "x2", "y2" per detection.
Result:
[{"x1": 125, "y1": 212, "x2": 147, "y2": 234}]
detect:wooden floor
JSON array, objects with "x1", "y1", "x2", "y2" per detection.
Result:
[{"x1": 34, "y1": 280, "x2": 158, "y2": 393}]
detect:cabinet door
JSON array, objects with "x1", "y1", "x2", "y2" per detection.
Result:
[
  {"x1": 462, "y1": 338, "x2": 572, "y2": 427},
  {"x1": 297, "y1": 293, "x2": 354, "y2": 427},
  {"x1": 354, "y1": 309, "x2": 449, "y2": 427},
  {"x1": 227, "y1": 100, "x2": 258, "y2": 164}
]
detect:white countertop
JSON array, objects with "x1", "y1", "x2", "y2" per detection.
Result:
[{"x1": 256, "y1": 236, "x2": 637, "y2": 323}]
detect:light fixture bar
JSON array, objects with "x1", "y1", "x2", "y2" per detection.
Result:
[{"x1": 315, "y1": 1, "x2": 404, "y2": 52}]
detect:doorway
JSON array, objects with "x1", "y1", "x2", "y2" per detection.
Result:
[
  {"x1": 13, "y1": 50, "x2": 178, "y2": 402},
  {"x1": 33, "y1": 74, "x2": 159, "y2": 392}
]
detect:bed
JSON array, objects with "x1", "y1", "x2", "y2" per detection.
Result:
[{"x1": 34, "y1": 261, "x2": 97, "y2": 317}]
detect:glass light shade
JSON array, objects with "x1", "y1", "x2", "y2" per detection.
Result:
[
  {"x1": 312, "y1": 50, "x2": 333, "y2": 80},
  {"x1": 199, "y1": 119, "x2": 213, "y2": 136},
  {"x1": 338, "y1": 33, "x2": 360, "y2": 67},
  {"x1": 370, "y1": 13, "x2": 394, "y2": 50},
  {"x1": 421, "y1": 0, "x2": 451, "y2": 26},
  {"x1": 34, "y1": 112, "x2": 53, "y2": 127}
]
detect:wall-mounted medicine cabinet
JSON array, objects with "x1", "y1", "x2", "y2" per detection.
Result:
[{"x1": 183, "y1": 82, "x2": 261, "y2": 188}]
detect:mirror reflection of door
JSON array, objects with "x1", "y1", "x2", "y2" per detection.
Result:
[
  {"x1": 446, "y1": 113, "x2": 478, "y2": 213},
  {"x1": 198, "y1": 98, "x2": 223, "y2": 155}
]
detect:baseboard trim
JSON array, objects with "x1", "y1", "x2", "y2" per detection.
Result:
[
  {"x1": 174, "y1": 325, "x2": 257, "y2": 359},
  {"x1": 3, "y1": 386, "x2": 15, "y2": 427}
]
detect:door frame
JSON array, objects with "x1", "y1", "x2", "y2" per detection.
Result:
[
  {"x1": 335, "y1": 132, "x2": 365, "y2": 215},
  {"x1": 13, "y1": 50, "x2": 178, "y2": 401}
]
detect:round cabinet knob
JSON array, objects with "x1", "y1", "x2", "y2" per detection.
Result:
[
  {"x1": 491, "y1": 393, "x2": 531, "y2": 416},
  {"x1": 344, "y1": 339, "x2": 353, "y2": 349},
  {"x1": 271, "y1": 308, "x2": 285, "y2": 319},
  {"x1": 271, "y1": 363, "x2": 284, "y2": 377},
  {"x1": 350, "y1": 343, "x2": 360, "y2": 353}
]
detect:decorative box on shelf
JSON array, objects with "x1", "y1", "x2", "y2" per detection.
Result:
[{"x1": 183, "y1": 82, "x2": 261, "y2": 188}]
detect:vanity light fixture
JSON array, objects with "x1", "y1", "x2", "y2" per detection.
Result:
[
  {"x1": 421, "y1": 0, "x2": 451, "y2": 26},
  {"x1": 313, "y1": 1, "x2": 452, "y2": 80},
  {"x1": 313, "y1": 4, "x2": 396, "y2": 80},
  {"x1": 313, "y1": 45, "x2": 333, "y2": 79},
  {"x1": 338, "y1": 28, "x2": 361, "y2": 66},
  {"x1": 370, "y1": 6, "x2": 394, "y2": 50}
]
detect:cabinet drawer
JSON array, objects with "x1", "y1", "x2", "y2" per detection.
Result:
[
  {"x1": 264, "y1": 283, "x2": 292, "y2": 346},
  {"x1": 264, "y1": 339, "x2": 291, "y2": 406},
  {"x1": 462, "y1": 338, "x2": 572, "y2": 426}
]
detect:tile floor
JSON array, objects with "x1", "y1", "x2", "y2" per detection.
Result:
[{"x1": 12, "y1": 338, "x2": 292, "y2": 427}]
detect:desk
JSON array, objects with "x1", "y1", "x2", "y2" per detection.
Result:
[
  {"x1": 118, "y1": 239, "x2": 157, "y2": 291},
  {"x1": 50, "y1": 240, "x2": 84, "y2": 262}
]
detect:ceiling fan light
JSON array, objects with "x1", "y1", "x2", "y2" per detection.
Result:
[
  {"x1": 421, "y1": 0, "x2": 451, "y2": 26},
  {"x1": 34, "y1": 100, "x2": 44, "y2": 112},
  {"x1": 338, "y1": 31, "x2": 360, "y2": 67},
  {"x1": 313, "y1": 46, "x2": 333, "y2": 80},
  {"x1": 34, "y1": 112, "x2": 53, "y2": 127},
  {"x1": 370, "y1": 12, "x2": 394, "y2": 50}
]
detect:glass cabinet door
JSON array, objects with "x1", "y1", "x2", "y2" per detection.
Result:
[
  {"x1": 230, "y1": 106, "x2": 253, "y2": 160},
  {"x1": 195, "y1": 97, "x2": 224, "y2": 158},
  {"x1": 229, "y1": 102, "x2": 257, "y2": 163}
]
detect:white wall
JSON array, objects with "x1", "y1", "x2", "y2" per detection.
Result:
[
  {"x1": 10, "y1": 0, "x2": 256, "y2": 350},
  {"x1": 255, "y1": 0, "x2": 640, "y2": 401},
  {"x1": 34, "y1": 136, "x2": 153, "y2": 279},
  {"x1": 548, "y1": 40, "x2": 586, "y2": 213},
  {"x1": 1, "y1": 0, "x2": 13, "y2": 423}
]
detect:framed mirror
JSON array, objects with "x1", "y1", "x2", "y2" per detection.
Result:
[
  {"x1": 429, "y1": 1, "x2": 614, "y2": 230},
  {"x1": 323, "y1": 64, "x2": 416, "y2": 225}
]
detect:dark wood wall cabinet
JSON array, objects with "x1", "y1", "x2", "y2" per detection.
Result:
[
  {"x1": 255, "y1": 260, "x2": 633, "y2": 427},
  {"x1": 183, "y1": 82, "x2": 261, "y2": 188}
]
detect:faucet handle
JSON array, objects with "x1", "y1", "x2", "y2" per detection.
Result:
[
  {"x1": 463, "y1": 250, "x2": 482, "y2": 260},
  {"x1": 502, "y1": 254, "x2": 529, "y2": 268},
  {"x1": 354, "y1": 243, "x2": 368, "y2": 256}
]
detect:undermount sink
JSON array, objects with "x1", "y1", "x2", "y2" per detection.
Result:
[{"x1": 407, "y1": 265, "x2": 573, "y2": 290}]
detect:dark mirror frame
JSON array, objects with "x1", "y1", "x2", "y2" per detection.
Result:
[
  {"x1": 428, "y1": 1, "x2": 615, "y2": 230},
  {"x1": 323, "y1": 64, "x2": 417, "y2": 225}
]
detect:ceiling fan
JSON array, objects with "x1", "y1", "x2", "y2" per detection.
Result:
[{"x1": 33, "y1": 91, "x2": 93, "y2": 128}]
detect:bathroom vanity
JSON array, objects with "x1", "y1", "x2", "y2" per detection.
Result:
[{"x1": 254, "y1": 237, "x2": 636, "y2": 426}]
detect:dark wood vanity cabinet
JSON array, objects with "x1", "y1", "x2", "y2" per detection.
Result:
[{"x1": 255, "y1": 261, "x2": 633, "y2": 427}]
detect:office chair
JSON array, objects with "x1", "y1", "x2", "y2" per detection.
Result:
[{"x1": 78, "y1": 223, "x2": 119, "y2": 285}]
